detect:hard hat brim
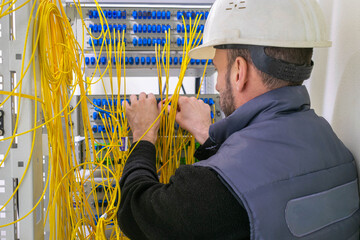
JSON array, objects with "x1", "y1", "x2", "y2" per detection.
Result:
[
  {"x1": 189, "y1": 44, "x2": 216, "y2": 60},
  {"x1": 189, "y1": 39, "x2": 332, "y2": 60}
]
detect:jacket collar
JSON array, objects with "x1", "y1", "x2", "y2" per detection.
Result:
[{"x1": 209, "y1": 85, "x2": 311, "y2": 145}]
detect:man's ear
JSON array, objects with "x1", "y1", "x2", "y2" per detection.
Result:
[{"x1": 234, "y1": 56, "x2": 248, "y2": 92}]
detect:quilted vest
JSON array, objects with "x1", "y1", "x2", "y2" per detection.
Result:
[{"x1": 195, "y1": 86, "x2": 360, "y2": 239}]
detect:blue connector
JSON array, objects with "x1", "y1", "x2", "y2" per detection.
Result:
[
  {"x1": 92, "y1": 125, "x2": 98, "y2": 133},
  {"x1": 138, "y1": 38, "x2": 143, "y2": 46},
  {"x1": 117, "y1": 24, "x2": 122, "y2": 32},
  {"x1": 162, "y1": 11, "x2": 166, "y2": 19},
  {"x1": 122, "y1": 10, "x2": 127, "y2": 19},
  {"x1": 138, "y1": 10, "x2": 142, "y2": 19},
  {"x1": 133, "y1": 24, "x2": 138, "y2": 33},
  {"x1": 209, "y1": 98, "x2": 214, "y2": 106},
  {"x1": 146, "y1": 57, "x2": 151, "y2": 65},
  {"x1": 90, "y1": 57, "x2": 96, "y2": 65},
  {"x1": 177, "y1": 38, "x2": 182, "y2": 46},
  {"x1": 157, "y1": 24, "x2": 162, "y2": 33},
  {"x1": 148, "y1": 24, "x2": 152, "y2": 33},
  {"x1": 89, "y1": 10, "x2": 93, "y2": 19},
  {"x1": 152, "y1": 11, "x2": 156, "y2": 19},
  {"x1": 92, "y1": 25, "x2": 98, "y2": 33},
  {"x1": 101, "y1": 57, "x2": 107, "y2": 65},
  {"x1": 85, "y1": 57, "x2": 90, "y2": 65},
  {"x1": 93, "y1": 10, "x2": 99, "y2": 19},
  {"x1": 200, "y1": 25, "x2": 204, "y2": 33},
  {"x1": 143, "y1": 25, "x2": 147, "y2": 33},
  {"x1": 151, "y1": 57, "x2": 156, "y2": 65},
  {"x1": 133, "y1": 38, "x2": 138, "y2": 46},
  {"x1": 102, "y1": 99, "x2": 108, "y2": 106},
  {"x1": 174, "y1": 57, "x2": 178, "y2": 65},
  {"x1": 129, "y1": 57, "x2": 134, "y2": 65},
  {"x1": 157, "y1": 11, "x2": 161, "y2": 19},
  {"x1": 117, "y1": 11, "x2": 122, "y2": 19},
  {"x1": 196, "y1": 59, "x2": 200, "y2": 65},
  {"x1": 93, "y1": 112, "x2": 98, "y2": 120},
  {"x1": 132, "y1": 10, "x2": 137, "y2": 19},
  {"x1": 152, "y1": 24, "x2": 156, "y2": 33},
  {"x1": 190, "y1": 59, "x2": 195, "y2": 65},
  {"x1": 141, "y1": 57, "x2": 145, "y2": 65},
  {"x1": 177, "y1": 11, "x2": 182, "y2": 20},
  {"x1": 166, "y1": 11, "x2": 171, "y2": 19},
  {"x1": 135, "y1": 57, "x2": 140, "y2": 65}
]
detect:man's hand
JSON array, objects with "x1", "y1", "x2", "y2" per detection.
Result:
[
  {"x1": 124, "y1": 92, "x2": 160, "y2": 144},
  {"x1": 175, "y1": 96, "x2": 211, "y2": 145}
]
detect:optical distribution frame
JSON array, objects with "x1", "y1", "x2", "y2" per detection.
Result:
[{"x1": 0, "y1": 0, "x2": 218, "y2": 239}]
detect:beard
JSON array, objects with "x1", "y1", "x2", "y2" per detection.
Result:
[{"x1": 219, "y1": 69, "x2": 236, "y2": 117}]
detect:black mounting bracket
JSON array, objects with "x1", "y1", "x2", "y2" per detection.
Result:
[{"x1": 0, "y1": 110, "x2": 4, "y2": 136}]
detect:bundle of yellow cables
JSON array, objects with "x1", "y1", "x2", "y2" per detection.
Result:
[{"x1": 0, "y1": 0, "x2": 208, "y2": 238}]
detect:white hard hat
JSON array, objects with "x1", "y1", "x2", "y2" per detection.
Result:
[{"x1": 189, "y1": 0, "x2": 332, "y2": 60}]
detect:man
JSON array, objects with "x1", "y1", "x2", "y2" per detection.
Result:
[{"x1": 118, "y1": 0, "x2": 360, "y2": 239}]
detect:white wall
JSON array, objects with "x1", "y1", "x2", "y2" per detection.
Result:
[{"x1": 308, "y1": 0, "x2": 360, "y2": 183}]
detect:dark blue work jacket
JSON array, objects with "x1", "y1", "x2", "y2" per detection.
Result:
[{"x1": 195, "y1": 86, "x2": 360, "y2": 239}]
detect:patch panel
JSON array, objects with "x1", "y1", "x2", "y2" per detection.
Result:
[
  {"x1": 66, "y1": 2, "x2": 216, "y2": 74},
  {"x1": 83, "y1": 7, "x2": 209, "y2": 51},
  {"x1": 83, "y1": 53, "x2": 212, "y2": 68},
  {"x1": 84, "y1": 94, "x2": 221, "y2": 139}
]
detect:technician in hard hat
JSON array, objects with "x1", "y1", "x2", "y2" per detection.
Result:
[{"x1": 118, "y1": 0, "x2": 360, "y2": 239}]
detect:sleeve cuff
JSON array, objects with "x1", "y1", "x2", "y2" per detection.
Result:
[{"x1": 194, "y1": 137, "x2": 220, "y2": 161}]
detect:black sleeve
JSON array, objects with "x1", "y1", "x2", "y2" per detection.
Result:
[
  {"x1": 118, "y1": 140, "x2": 250, "y2": 240},
  {"x1": 194, "y1": 137, "x2": 220, "y2": 160}
]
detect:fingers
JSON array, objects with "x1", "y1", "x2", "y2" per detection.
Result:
[
  {"x1": 129, "y1": 95, "x2": 137, "y2": 105},
  {"x1": 138, "y1": 92, "x2": 146, "y2": 101}
]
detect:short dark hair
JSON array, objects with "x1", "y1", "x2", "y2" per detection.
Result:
[{"x1": 227, "y1": 47, "x2": 313, "y2": 89}]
